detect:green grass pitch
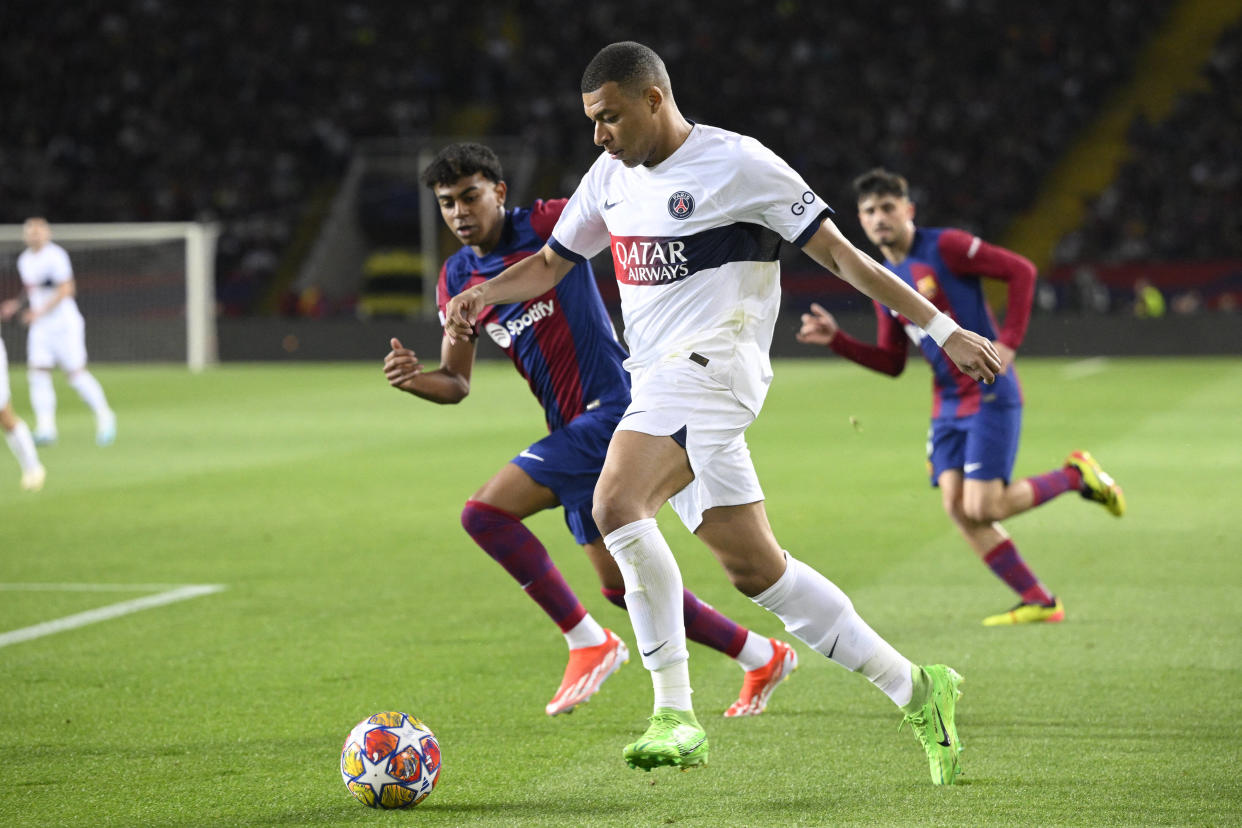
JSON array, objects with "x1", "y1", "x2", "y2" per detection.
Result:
[{"x1": 0, "y1": 357, "x2": 1239, "y2": 826}]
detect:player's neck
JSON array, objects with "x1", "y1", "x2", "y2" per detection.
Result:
[
  {"x1": 647, "y1": 114, "x2": 694, "y2": 168},
  {"x1": 880, "y1": 226, "x2": 915, "y2": 264}
]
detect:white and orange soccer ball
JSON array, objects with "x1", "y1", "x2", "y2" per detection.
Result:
[{"x1": 340, "y1": 711, "x2": 441, "y2": 809}]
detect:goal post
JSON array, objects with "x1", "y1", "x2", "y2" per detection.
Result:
[{"x1": 0, "y1": 222, "x2": 219, "y2": 371}]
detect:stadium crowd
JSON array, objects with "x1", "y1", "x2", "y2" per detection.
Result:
[
  {"x1": 7, "y1": 0, "x2": 1238, "y2": 317},
  {"x1": 1052, "y1": 20, "x2": 1242, "y2": 264}
]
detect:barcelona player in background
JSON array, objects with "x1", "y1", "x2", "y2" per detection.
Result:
[
  {"x1": 384, "y1": 142, "x2": 796, "y2": 719},
  {"x1": 798, "y1": 168, "x2": 1125, "y2": 626}
]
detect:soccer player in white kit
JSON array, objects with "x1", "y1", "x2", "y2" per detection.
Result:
[
  {"x1": 0, "y1": 324, "x2": 45, "y2": 491},
  {"x1": 1, "y1": 218, "x2": 116, "y2": 447},
  {"x1": 444, "y1": 42, "x2": 1001, "y2": 785}
]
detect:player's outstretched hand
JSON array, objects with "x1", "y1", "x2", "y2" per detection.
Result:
[
  {"x1": 443, "y1": 287, "x2": 485, "y2": 344},
  {"x1": 796, "y1": 302, "x2": 839, "y2": 346},
  {"x1": 384, "y1": 337, "x2": 424, "y2": 391},
  {"x1": 943, "y1": 329, "x2": 1001, "y2": 384},
  {"x1": 0, "y1": 298, "x2": 18, "y2": 321}
]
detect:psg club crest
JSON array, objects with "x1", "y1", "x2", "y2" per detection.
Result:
[{"x1": 667, "y1": 190, "x2": 695, "y2": 220}]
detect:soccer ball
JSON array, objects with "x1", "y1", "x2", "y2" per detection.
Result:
[{"x1": 340, "y1": 711, "x2": 441, "y2": 809}]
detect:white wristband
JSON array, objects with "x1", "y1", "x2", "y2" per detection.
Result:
[{"x1": 923, "y1": 312, "x2": 959, "y2": 347}]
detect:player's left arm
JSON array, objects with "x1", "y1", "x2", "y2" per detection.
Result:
[
  {"x1": 936, "y1": 229, "x2": 1035, "y2": 374},
  {"x1": 801, "y1": 218, "x2": 1001, "y2": 384}
]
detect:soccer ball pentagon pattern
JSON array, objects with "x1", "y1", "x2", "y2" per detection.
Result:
[{"x1": 340, "y1": 712, "x2": 441, "y2": 809}]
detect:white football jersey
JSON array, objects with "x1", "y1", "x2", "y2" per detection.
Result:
[
  {"x1": 550, "y1": 123, "x2": 830, "y2": 375},
  {"x1": 17, "y1": 242, "x2": 81, "y2": 324}
]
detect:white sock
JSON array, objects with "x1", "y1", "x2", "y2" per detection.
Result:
[
  {"x1": 5, "y1": 421, "x2": 41, "y2": 472},
  {"x1": 859, "y1": 641, "x2": 916, "y2": 708},
  {"x1": 602, "y1": 518, "x2": 689, "y2": 675},
  {"x1": 752, "y1": 553, "x2": 912, "y2": 704},
  {"x1": 68, "y1": 370, "x2": 112, "y2": 420},
  {"x1": 564, "y1": 614, "x2": 607, "y2": 650},
  {"x1": 652, "y1": 660, "x2": 692, "y2": 711},
  {"x1": 28, "y1": 370, "x2": 56, "y2": 434},
  {"x1": 735, "y1": 631, "x2": 775, "y2": 672}
]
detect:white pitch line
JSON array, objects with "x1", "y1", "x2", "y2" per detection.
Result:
[{"x1": 0, "y1": 584, "x2": 226, "y2": 649}]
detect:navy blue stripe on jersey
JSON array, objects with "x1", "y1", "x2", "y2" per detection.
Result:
[
  {"x1": 548, "y1": 237, "x2": 586, "y2": 264},
  {"x1": 611, "y1": 221, "x2": 781, "y2": 286},
  {"x1": 793, "y1": 207, "x2": 834, "y2": 247}
]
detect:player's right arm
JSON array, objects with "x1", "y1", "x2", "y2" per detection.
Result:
[
  {"x1": 443, "y1": 245, "x2": 574, "y2": 344},
  {"x1": 383, "y1": 333, "x2": 475, "y2": 404},
  {"x1": 797, "y1": 301, "x2": 908, "y2": 377}
]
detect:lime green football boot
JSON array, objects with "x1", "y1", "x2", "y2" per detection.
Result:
[
  {"x1": 982, "y1": 597, "x2": 1066, "y2": 626},
  {"x1": 900, "y1": 665, "x2": 964, "y2": 785},
  {"x1": 1067, "y1": 450, "x2": 1125, "y2": 517},
  {"x1": 623, "y1": 708, "x2": 709, "y2": 771}
]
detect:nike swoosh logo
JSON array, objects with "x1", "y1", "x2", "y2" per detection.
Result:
[
  {"x1": 826, "y1": 634, "x2": 839, "y2": 659},
  {"x1": 604, "y1": 199, "x2": 622, "y2": 209},
  {"x1": 935, "y1": 704, "x2": 952, "y2": 747},
  {"x1": 963, "y1": 462, "x2": 983, "y2": 474},
  {"x1": 619, "y1": 410, "x2": 646, "y2": 421},
  {"x1": 640, "y1": 641, "x2": 667, "y2": 657},
  {"x1": 519, "y1": 450, "x2": 544, "y2": 462},
  {"x1": 679, "y1": 735, "x2": 707, "y2": 755}
]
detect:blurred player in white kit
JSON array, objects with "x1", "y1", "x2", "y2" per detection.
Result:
[{"x1": 1, "y1": 217, "x2": 116, "y2": 447}]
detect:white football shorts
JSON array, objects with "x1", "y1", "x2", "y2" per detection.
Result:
[
  {"x1": 27, "y1": 315, "x2": 88, "y2": 372},
  {"x1": 615, "y1": 342, "x2": 773, "y2": 532}
]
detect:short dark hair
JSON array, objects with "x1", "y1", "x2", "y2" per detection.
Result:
[
  {"x1": 580, "y1": 41, "x2": 670, "y2": 96},
  {"x1": 420, "y1": 143, "x2": 504, "y2": 190},
  {"x1": 853, "y1": 167, "x2": 910, "y2": 201}
]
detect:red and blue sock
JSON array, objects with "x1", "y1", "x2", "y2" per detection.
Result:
[
  {"x1": 1024, "y1": 464, "x2": 1084, "y2": 506},
  {"x1": 983, "y1": 539, "x2": 1054, "y2": 606},
  {"x1": 461, "y1": 499, "x2": 586, "y2": 632}
]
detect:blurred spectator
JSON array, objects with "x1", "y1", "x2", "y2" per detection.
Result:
[{"x1": 1056, "y1": 21, "x2": 1242, "y2": 264}]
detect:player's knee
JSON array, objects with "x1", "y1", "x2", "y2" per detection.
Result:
[
  {"x1": 962, "y1": 499, "x2": 1003, "y2": 524},
  {"x1": 942, "y1": 494, "x2": 973, "y2": 526},
  {"x1": 721, "y1": 559, "x2": 775, "y2": 598},
  {"x1": 591, "y1": 493, "x2": 638, "y2": 539},
  {"x1": 460, "y1": 498, "x2": 513, "y2": 539}
]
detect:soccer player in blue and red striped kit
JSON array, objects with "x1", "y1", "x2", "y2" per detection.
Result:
[
  {"x1": 798, "y1": 168, "x2": 1126, "y2": 625},
  {"x1": 384, "y1": 143, "x2": 795, "y2": 716}
]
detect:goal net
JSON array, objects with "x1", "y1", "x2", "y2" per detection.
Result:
[{"x1": 0, "y1": 222, "x2": 219, "y2": 371}]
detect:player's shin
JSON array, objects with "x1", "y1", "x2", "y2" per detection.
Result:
[
  {"x1": 603, "y1": 518, "x2": 691, "y2": 710},
  {"x1": 27, "y1": 370, "x2": 56, "y2": 436},
  {"x1": 751, "y1": 553, "x2": 914, "y2": 706}
]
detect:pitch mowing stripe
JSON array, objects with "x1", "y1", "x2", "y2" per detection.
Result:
[
  {"x1": 0, "y1": 584, "x2": 226, "y2": 649},
  {"x1": 1061, "y1": 357, "x2": 1110, "y2": 379}
]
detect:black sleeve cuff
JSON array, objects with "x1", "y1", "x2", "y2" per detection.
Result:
[
  {"x1": 794, "y1": 206, "x2": 835, "y2": 247},
  {"x1": 548, "y1": 236, "x2": 587, "y2": 264}
]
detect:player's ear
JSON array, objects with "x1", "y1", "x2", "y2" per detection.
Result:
[
  {"x1": 494, "y1": 180, "x2": 507, "y2": 207},
  {"x1": 646, "y1": 85, "x2": 664, "y2": 114}
]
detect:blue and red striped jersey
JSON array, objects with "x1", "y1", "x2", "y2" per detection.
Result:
[
  {"x1": 436, "y1": 199, "x2": 630, "y2": 432},
  {"x1": 880, "y1": 227, "x2": 1025, "y2": 418},
  {"x1": 830, "y1": 226, "x2": 1033, "y2": 419}
]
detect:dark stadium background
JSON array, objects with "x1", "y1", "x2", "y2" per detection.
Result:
[{"x1": 1, "y1": 0, "x2": 1238, "y2": 358}]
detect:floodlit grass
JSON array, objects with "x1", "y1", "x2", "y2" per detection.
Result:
[{"x1": 0, "y1": 358, "x2": 1239, "y2": 826}]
